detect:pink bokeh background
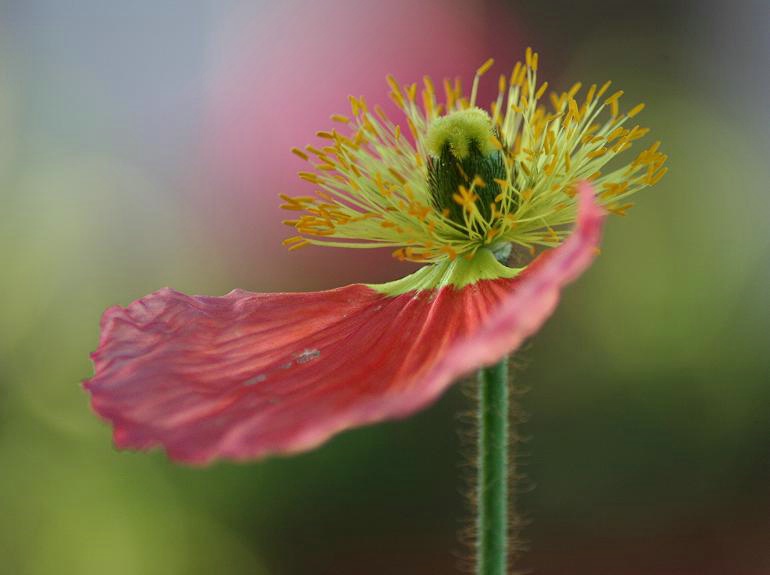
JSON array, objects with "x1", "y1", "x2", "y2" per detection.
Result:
[{"x1": 202, "y1": 0, "x2": 521, "y2": 290}]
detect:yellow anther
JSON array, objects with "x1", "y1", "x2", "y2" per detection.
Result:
[
  {"x1": 606, "y1": 126, "x2": 626, "y2": 142},
  {"x1": 627, "y1": 103, "x2": 645, "y2": 118},
  {"x1": 606, "y1": 203, "x2": 634, "y2": 216},
  {"x1": 628, "y1": 127, "x2": 650, "y2": 141},
  {"x1": 600, "y1": 182, "x2": 628, "y2": 199},
  {"x1": 612, "y1": 141, "x2": 633, "y2": 154},
  {"x1": 331, "y1": 114, "x2": 350, "y2": 124},
  {"x1": 386, "y1": 75, "x2": 405, "y2": 108},
  {"x1": 597, "y1": 80, "x2": 612, "y2": 99},
  {"x1": 549, "y1": 92, "x2": 563, "y2": 111},
  {"x1": 291, "y1": 147, "x2": 309, "y2": 160},
  {"x1": 284, "y1": 237, "x2": 310, "y2": 251},
  {"x1": 585, "y1": 84, "x2": 597, "y2": 106},
  {"x1": 441, "y1": 245, "x2": 458, "y2": 260},
  {"x1": 514, "y1": 63, "x2": 527, "y2": 86},
  {"x1": 566, "y1": 97, "x2": 580, "y2": 124},
  {"x1": 348, "y1": 95, "x2": 360, "y2": 116},
  {"x1": 476, "y1": 57, "x2": 495, "y2": 77},
  {"x1": 510, "y1": 62, "x2": 521, "y2": 85},
  {"x1": 407, "y1": 83, "x2": 417, "y2": 103},
  {"x1": 358, "y1": 95, "x2": 369, "y2": 114},
  {"x1": 567, "y1": 82, "x2": 582, "y2": 99},
  {"x1": 391, "y1": 248, "x2": 407, "y2": 261},
  {"x1": 408, "y1": 202, "x2": 432, "y2": 221},
  {"x1": 423, "y1": 75, "x2": 435, "y2": 96},
  {"x1": 648, "y1": 166, "x2": 668, "y2": 185},
  {"x1": 604, "y1": 90, "x2": 624, "y2": 105},
  {"x1": 498, "y1": 74, "x2": 507, "y2": 95},
  {"x1": 298, "y1": 172, "x2": 321, "y2": 184},
  {"x1": 453, "y1": 185, "x2": 478, "y2": 210}
]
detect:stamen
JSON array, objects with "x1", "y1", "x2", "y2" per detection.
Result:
[
  {"x1": 281, "y1": 52, "x2": 665, "y2": 263},
  {"x1": 471, "y1": 58, "x2": 495, "y2": 106}
]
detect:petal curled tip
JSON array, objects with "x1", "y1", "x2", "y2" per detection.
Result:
[{"x1": 84, "y1": 191, "x2": 604, "y2": 465}]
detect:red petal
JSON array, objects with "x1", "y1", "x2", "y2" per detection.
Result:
[{"x1": 85, "y1": 184, "x2": 604, "y2": 464}]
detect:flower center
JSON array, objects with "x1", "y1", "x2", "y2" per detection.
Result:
[
  {"x1": 283, "y1": 51, "x2": 668, "y2": 264},
  {"x1": 425, "y1": 108, "x2": 509, "y2": 225}
]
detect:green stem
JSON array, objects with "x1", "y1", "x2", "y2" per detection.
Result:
[{"x1": 476, "y1": 357, "x2": 509, "y2": 575}]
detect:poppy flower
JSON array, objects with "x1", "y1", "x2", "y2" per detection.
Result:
[{"x1": 84, "y1": 50, "x2": 667, "y2": 465}]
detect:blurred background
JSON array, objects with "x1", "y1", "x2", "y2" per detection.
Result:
[{"x1": 1, "y1": 0, "x2": 768, "y2": 573}]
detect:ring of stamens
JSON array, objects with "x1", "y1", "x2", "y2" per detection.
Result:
[{"x1": 282, "y1": 49, "x2": 667, "y2": 263}]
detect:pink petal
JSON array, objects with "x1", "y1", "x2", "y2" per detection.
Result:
[{"x1": 85, "y1": 184, "x2": 604, "y2": 465}]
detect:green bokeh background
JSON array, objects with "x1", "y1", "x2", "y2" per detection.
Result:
[{"x1": 1, "y1": 1, "x2": 768, "y2": 574}]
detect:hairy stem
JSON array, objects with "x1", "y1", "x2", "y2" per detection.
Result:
[{"x1": 476, "y1": 357, "x2": 509, "y2": 575}]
